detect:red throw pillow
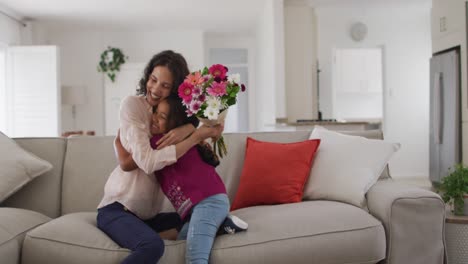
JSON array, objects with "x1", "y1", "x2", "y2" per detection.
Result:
[{"x1": 231, "y1": 137, "x2": 321, "y2": 211}]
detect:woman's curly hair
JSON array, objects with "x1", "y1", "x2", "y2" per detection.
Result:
[{"x1": 137, "y1": 50, "x2": 189, "y2": 96}]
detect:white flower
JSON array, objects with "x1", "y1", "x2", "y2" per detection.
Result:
[
  {"x1": 228, "y1": 73, "x2": 241, "y2": 84},
  {"x1": 204, "y1": 107, "x2": 219, "y2": 120},
  {"x1": 106, "y1": 51, "x2": 114, "y2": 63},
  {"x1": 206, "y1": 96, "x2": 221, "y2": 110}
]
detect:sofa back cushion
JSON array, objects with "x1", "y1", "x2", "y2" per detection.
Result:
[
  {"x1": 59, "y1": 129, "x2": 390, "y2": 215},
  {"x1": 341, "y1": 130, "x2": 390, "y2": 179},
  {"x1": 3, "y1": 138, "x2": 66, "y2": 218},
  {"x1": 217, "y1": 130, "x2": 389, "y2": 203},
  {"x1": 61, "y1": 136, "x2": 118, "y2": 215},
  {"x1": 216, "y1": 131, "x2": 311, "y2": 202}
]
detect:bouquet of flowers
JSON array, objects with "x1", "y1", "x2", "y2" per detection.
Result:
[{"x1": 178, "y1": 64, "x2": 246, "y2": 158}]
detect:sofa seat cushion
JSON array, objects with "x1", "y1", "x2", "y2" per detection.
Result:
[
  {"x1": 22, "y1": 212, "x2": 130, "y2": 264},
  {"x1": 22, "y1": 201, "x2": 385, "y2": 264},
  {"x1": 210, "y1": 200, "x2": 386, "y2": 264},
  {"x1": 0, "y1": 208, "x2": 51, "y2": 264}
]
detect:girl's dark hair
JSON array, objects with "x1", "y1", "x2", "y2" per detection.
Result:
[
  {"x1": 137, "y1": 50, "x2": 189, "y2": 96},
  {"x1": 155, "y1": 95, "x2": 219, "y2": 167},
  {"x1": 160, "y1": 95, "x2": 194, "y2": 132}
]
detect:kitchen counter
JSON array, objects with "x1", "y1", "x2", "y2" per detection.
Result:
[{"x1": 262, "y1": 119, "x2": 381, "y2": 132}]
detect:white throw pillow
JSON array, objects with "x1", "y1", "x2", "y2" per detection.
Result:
[
  {"x1": 304, "y1": 126, "x2": 400, "y2": 208},
  {"x1": 0, "y1": 132, "x2": 53, "y2": 203}
]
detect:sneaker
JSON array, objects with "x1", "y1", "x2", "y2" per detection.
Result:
[{"x1": 218, "y1": 215, "x2": 248, "y2": 235}]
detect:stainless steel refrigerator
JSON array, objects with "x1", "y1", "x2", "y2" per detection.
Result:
[{"x1": 429, "y1": 49, "x2": 461, "y2": 183}]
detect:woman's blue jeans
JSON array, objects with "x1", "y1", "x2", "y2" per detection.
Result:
[
  {"x1": 177, "y1": 193, "x2": 230, "y2": 264},
  {"x1": 97, "y1": 202, "x2": 182, "y2": 264}
]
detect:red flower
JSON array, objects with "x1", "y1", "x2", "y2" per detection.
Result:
[
  {"x1": 209, "y1": 64, "x2": 227, "y2": 79},
  {"x1": 178, "y1": 82, "x2": 194, "y2": 102}
]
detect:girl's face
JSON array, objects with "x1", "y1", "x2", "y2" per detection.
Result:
[
  {"x1": 146, "y1": 66, "x2": 173, "y2": 107},
  {"x1": 150, "y1": 100, "x2": 170, "y2": 135}
]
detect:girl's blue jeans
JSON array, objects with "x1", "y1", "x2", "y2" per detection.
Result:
[{"x1": 177, "y1": 193, "x2": 230, "y2": 264}]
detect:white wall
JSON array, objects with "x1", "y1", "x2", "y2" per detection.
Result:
[
  {"x1": 316, "y1": 5, "x2": 432, "y2": 178},
  {"x1": 274, "y1": 0, "x2": 286, "y2": 119},
  {"x1": 255, "y1": 0, "x2": 286, "y2": 130},
  {"x1": 0, "y1": 12, "x2": 22, "y2": 45},
  {"x1": 34, "y1": 27, "x2": 205, "y2": 135}
]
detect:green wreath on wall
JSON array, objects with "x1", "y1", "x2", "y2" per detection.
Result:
[{"x1": 97, "y1": 46, "x2": 128, "y2": 82}]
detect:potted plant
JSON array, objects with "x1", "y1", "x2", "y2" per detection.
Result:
[{"x1": 437, "y1": 164, "x2": 468, "y2": 215}]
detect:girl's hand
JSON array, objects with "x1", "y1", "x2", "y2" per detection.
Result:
[{"x1": 156, "y1": 123, "x2": 195, "y2": 150}]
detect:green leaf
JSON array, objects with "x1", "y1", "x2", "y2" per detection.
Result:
[
  {"x1": 226, "y1": 97, "x2": 236, "y2": 106},
  {"x1": 98, "y1": 46, "x2": 128, "y2": 82}
]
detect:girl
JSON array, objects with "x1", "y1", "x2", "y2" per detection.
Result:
[
  {"x1": 97, "y1": 50, "x2": 223, "y2": 264},
  {"x1": 153, "y1": 95, "x2": 231, "y2": 264}
]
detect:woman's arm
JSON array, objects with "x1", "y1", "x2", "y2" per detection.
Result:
[
  {"x1": 121, "y1": 96, "x2": 178, "y2": 174},
  {"x1": 114, "y1": 131, "x2": 138, "y2": 171},
  {"x1": 119, "y1": 96, "x2": 223, "y2": 174},
  {"x1": 121, "y1": 124, "x2": 222, "y2": 172}
]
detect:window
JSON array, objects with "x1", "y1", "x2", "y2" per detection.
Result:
[
  {"x1": 0, "y1": 43, "x2": 6, "y2": 133},
  {"x1": 3, "y1": 46, "x2": 60, "y2": 137}
]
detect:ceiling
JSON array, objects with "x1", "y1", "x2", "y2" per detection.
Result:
[
  {"x1": 0, "y1": 0, "x2": 431, "y2": 32},
  {"x1": 0, "y1": 0, "x2": 267, "y2": 32},
  {"x1": 308, "y1": 0, "x2": 431, "y2": 8}
]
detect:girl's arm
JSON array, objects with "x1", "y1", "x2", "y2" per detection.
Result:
[
  {"x1": 174, "y1": 124, "x2": 223, "y2": 159},
  {"x1": 156, "y1": 115, "x2": 199, "y2": 149},
  {"x1": 114, "y1": 131, "x2": 138, "y2": 171},
  {"x1": 155, "y1": 123, "x2": 196, "y2": 150}
]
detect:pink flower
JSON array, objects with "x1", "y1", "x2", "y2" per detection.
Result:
[
  {"x1": 185, "y1": 109, "x2": 194, "y2": 117},
  {"x1": 178, "y1": 82, "x2": 194, "y2": 102},
  {"x1": 192, "y1": 87, "x2": 202, "y2": 97},
  {"x1": 207, "y1": 82, "x2": 227, "y2": 96},
  {"x1": 198, "y1": 94, "x2": 206, "y2": 102},
  {"x1": 209, "y1": 64, "x2": 227, "y2": 79},
  {"x1": 190, "y1": 100, "x2": 202, "y2": 113},
  {"x1": 185, "y1": 71, "x2": 204, "y2": 86}
]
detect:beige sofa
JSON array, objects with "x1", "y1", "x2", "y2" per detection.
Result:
[{"x1": 0, "y1": 130, "x2": 445, "y2": 264}]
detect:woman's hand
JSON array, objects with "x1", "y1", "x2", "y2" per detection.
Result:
[{"x1": 156, "y1": 123, "x2": 196, "y2": 150}]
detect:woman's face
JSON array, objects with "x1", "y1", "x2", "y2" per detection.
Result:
[
  {"x1": 146, "y1": 66, "x2": 173, "y2": 107},
  {"x1": 150, "y1": 100, "x2": 170, "y2": 135}
]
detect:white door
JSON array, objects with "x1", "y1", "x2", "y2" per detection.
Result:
[
  {"x1": 5, "y1": 46, "x2": 60, "y2": 137},
  {"x1": 104, "y1": 63, "x2": 145, "y2": 135},
  {"x1": 333, "y1": 48, "x2": 383, "y2": 121}
]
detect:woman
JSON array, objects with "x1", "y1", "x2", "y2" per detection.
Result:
[{"x1": 97, "y1": 50, "x2": 223, "y2": 264}]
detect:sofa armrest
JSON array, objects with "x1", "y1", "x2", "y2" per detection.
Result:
[{"x1": 367, "y1": 179, "x2": 445, "y2": 264}]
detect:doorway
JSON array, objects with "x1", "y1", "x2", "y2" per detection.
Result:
[
  {"x1": 332, "y1": 48, "x2": 384, "y2": 122},
  {"x1": 208, "y1": 48, "x2": 249, "y2": 132}
]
